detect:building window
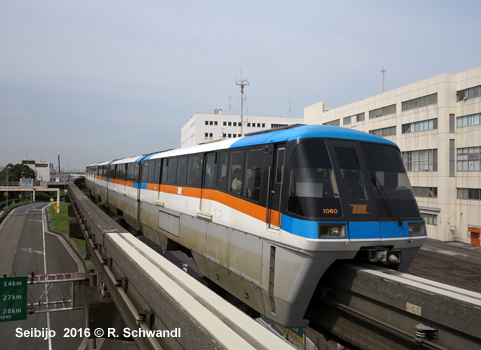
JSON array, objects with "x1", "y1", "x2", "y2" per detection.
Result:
[
  {"x1": 412, "y1": 186, "x2": 438, "y2": 198},
  {"x1": 323, "y1": 119, "x2": 340, "y2": 126},
  {"x1": 271, "y1": 123, "x2": 288, "y2": 129},
  {"x1": 457, "y1": 147, "x2": 481, "y2": 171},
  {"x1": 262, "y1": 123, "x2": 265, "y2": 127},
  {"x1": 369, "y1": 126, "x2": 396, "y2": 137},
  {"x1": 205, "y1": 121, "x2": 209, "y2": 125},
  {"x1": 422, "y1": 213, "x2": 437, "y2": 225},
  {"x1": 233, "y1": 122, "x2": 237, "y2": 126},
  {"x1": 457, "y1": 85, "x2": 481, "y2": 101},
  {"x1": 214, "y1": 121, "x2": 218, "y2": 126},
  {"x1": 402, "y1": 149, "x2": 438, "y2": 172},
  {"x1": 402, "y1": 118, "x2": 438, "y2": 133},
  {"x1": 457, "y1": 188, "x2": 481, "y2": 200},
  {"x1": 223, "y1": 121, "x2": 227, "y2": 126},
  {"x1": 228, "y1": 122, "x2": 232, "y2": 126},
  {"x1": 457, "y1": 113, "x2": 481, "y2": 128},
  {"x1": 402, "y1": 93, "x2": 437, "y2": 111},
  {"x1": 344, "y1": 113, "x2": 365, "y2": 125},
  {"x1": 247, "y1": 123, "x2": 251, "y2": 127},
  {"x1": 257, "y1": 123, "x2": 261, "y2": 127},
  {"x1": 369, "y1": 104, "x2": 396, "y2": 119}
]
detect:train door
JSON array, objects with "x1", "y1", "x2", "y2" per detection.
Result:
[
  {"x1": 329, "y1": 140, "x2": 375, "y2": 240},
  {"x1": 199, "y1": 152, "x2": 216, "y2": 215},
  {"x1": 266, "y1": 144, "x2": 285, "y2": 230}
]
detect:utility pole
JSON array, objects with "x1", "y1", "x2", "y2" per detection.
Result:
[{"x1": 236, "y1": 73, "x2": 250, "y2": 136}]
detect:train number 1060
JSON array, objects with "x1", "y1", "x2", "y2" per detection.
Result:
[{"x1": 322, "y1": 208, "x2": 339, "y2": 214}]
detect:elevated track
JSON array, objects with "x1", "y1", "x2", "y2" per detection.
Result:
[{"x1": 307, "y1": 262, "x2": 481, "y2": 350}]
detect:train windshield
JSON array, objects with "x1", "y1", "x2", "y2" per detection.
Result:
[
  {"x1": 287, "y1": 139, "x2": 342, "y2": 218},
  {"x1": 287, "y1": 139, "x2": 420, "y2": 221},
  {"x1": 360, "y1": 142, "x2": 420, "y2": 219}
]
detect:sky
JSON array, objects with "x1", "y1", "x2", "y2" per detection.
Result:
[{"x1": 1, "y1": 0, "x2": 480, "y2": 171}]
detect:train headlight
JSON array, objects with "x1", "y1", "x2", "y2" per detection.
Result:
[
  {"x1": 408, "y1": 222, "x2": 426, "y2": 236},
  {"x1": 318, "y1": 224, "x2": 346, "y2": 238}
]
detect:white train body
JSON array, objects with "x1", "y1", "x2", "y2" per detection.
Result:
[{"x1": 86, "y1": 125, "x2": 426, "y2": 327}]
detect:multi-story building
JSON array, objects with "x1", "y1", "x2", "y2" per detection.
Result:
[
  {"x1": 22, "y1": 160, "x2": 54, "y2": 182},
  {"x1": 181, "y1": 110, "x2": 303, "y2": 148},
  {"x1": 304, "y1": 66, "x2": 481, "y2": 244}
]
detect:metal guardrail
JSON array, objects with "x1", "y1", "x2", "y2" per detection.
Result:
[{"x1": 307, "y1": 262, "x2": 481, "y2": 350}]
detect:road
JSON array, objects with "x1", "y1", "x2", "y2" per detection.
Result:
[{"x1": 0, "y1": 202, "x2": 84, "y2": 350}]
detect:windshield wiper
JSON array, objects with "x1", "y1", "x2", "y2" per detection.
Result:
[{"x1": 371, "y1": 171, "x2": 403, "y2": 226}]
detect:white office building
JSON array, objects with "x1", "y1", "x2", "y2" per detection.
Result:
[
  {"x1": 181, "y1": 110, "x2": 303, "y2": 148},
  {"x1": 304, "y1": 66, "x2": 481, "y2": 245},
  {"x1": 22, "y1": 160, "x2": 54, "y2": 182}
]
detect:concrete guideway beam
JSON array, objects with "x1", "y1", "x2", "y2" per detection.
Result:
[
  {"x1": 68, "y1": 182, "x2": 294, "y2": 350},
  {"x1": 308, "y1": 262, "x2": 481, "y2": 350}
]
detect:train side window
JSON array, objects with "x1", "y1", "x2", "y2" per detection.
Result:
[
  {"x1": 107, "y1": 166, "x2": 110, "y2": 178},
  {"x1": 276, "y1": 148, "x2": 285, "y2": 183},
  {"x1": 229, "y1": 150, "x2": 245, "y2": 195},
  {"x1": 217, "y1": 151, "x2": 229, "y2": 191},
  {"x1": 133, "y1": 162, "x2": 141, "y2": 182},
  {"x1": 141, "y1": 161, "x2": 149, "y2": 183},
  {"x1": 167, "y1": 158, "x2": 178, "y2": 185},
  {"x1": 204, "y1": 153, "x2": 216, "y2": 189},
  {"x1": 147, "y1": 159, "x2": 156, "y2": 183},
  {"x1": 127, "y1": 163, "x2": 132, "y2": 181},
  {"x1": 154, "y1": 159, "x2": 162, "y2": 184},
  {"x1": 161, "y1": 159, "x2": 168, "y2": 184},
  {"x1": 177, "y1": 156, "x2": 188, "y2": 186},
  {"x1": 244, "y1": 147, "x2": 263, "y2": 201},
  {"x1": 187, "y1": 155, "x2": 201, "y2": 187},
  {"x1": 116, "y1": 164, "x2": 125, "y2": 180}
]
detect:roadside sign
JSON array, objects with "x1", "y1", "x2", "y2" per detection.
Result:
[
  {"x1": 0, "y1": 276, "x2": 28, "y2": 322},
  {"x1": 20, "y1": 178, "x2": 34, "y2": 187},
  {"x1": 54, "y1": 205, "x2": 59, "y2": 211},
  {"x1": 50, "y1": 198, "x2": 54, "y2": 202},
  {"x1": 3, "y1": 192, "x2": 7, "y2": 197}
]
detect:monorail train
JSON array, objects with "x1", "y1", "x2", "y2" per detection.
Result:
[{"x1": 85, "y1": 124, "x2": 426, "y2": 327}]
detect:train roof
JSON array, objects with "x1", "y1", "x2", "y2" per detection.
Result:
[
  {"x1": 89, "y1": 125, "x2": 397, "y2": 166},
  {"x1": 231, "y1": 124, "x2": 397, "y2": 148}
]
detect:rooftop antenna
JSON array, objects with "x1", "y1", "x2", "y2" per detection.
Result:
[
  {"x1": 381, "y1": 65, "x2": 386, "y2": 92},
  {"x1": 236, "y1": 71, "x2": 250, "y2": 136}
]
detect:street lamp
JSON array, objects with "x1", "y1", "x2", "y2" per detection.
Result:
[{"x1": 5, "y1": 165, "x2": 12, "y2": 208}]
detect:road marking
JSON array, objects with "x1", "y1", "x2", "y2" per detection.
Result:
[{"x1": 19, "y1": 247, "x2": 44, "y2": 255}]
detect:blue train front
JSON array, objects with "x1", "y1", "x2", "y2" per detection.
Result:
[{"x1": 85, "y1": 125, "x2": 426, "y2": 328}]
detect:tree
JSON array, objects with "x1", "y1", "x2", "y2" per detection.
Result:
[{"x1": 0, "y1": 163, "x2": 36, "y2": 182}]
